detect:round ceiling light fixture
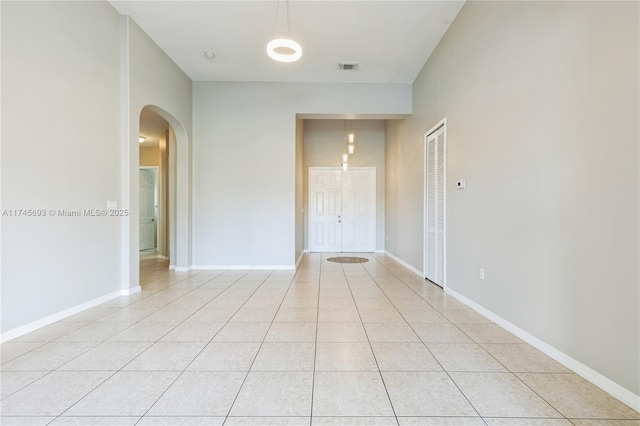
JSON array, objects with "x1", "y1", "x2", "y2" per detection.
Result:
[
  {"x1": 267, "y1": 0, "x2": 302, "y2": 63},
  {"x1": 266, "y1": 38, "x2": 302, "y2": 63}
]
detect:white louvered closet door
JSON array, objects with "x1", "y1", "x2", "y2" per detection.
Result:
[{"x1": 425, "y1": 125, "x2": 446, "y2": 287}]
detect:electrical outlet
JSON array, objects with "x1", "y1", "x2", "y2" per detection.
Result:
[{"x1": 479, "y1": 268, "x2": 485, "y2": 280}]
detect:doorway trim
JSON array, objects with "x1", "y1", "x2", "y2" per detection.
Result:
[{"x1": 423, "y1": 118, "x2": 447, "y2": 290}]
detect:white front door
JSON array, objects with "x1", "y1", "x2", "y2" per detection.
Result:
[
  {"x1": 309, "y1": 169, "x2": 343, "y2": 252},
  {"x1": 139, "y1": 169, "x2": 156, "y2": 250},
  {"x1": 309, "y1": 167, "x2": 375, "y2": 253},
  {"x1": 341, "y1": 169, "x2": 375, "y2": 252}
]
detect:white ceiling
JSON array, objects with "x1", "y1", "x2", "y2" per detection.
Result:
[{"x1": 109, "y1": 1, "x2": 465, "y2": 84}]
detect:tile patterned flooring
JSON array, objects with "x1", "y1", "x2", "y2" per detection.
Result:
[{"x1": 1, "y1": 253, "x2": 638, "y2": 425}]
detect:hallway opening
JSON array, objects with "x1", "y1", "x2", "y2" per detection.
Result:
[
  {"x1": 139, "y1": 107, "x2": 171, "y2": 283},
  {"x1": 131, "y1": 105, "x2": 191, "y2": 293}
]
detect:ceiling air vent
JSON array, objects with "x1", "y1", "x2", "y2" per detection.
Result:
[{"x1": 338, "y1": 62, "x2": 359, "y2": 71}]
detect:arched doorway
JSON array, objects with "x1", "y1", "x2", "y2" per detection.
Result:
[
  {"x1": 123, "y1": 105, "x2": 191, "y2": 294},
  {"x1": 138, "y1": 108, "x2": 173, "y2": 261},
  {"x1": 139, "y1": 109, "x2": 170, "y2": 281}
]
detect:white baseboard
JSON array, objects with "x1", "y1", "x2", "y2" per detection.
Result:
[
  {"x1": 174, "y1": 266, "x2": 191, "y2": 272},
  {"x1": 295, "y1": 252, "x2": 306, "y2": 268},
  {"x1": 190, "y1": 265, "x2": 296, "y2": 271},
  {"x1": 374, "y1": 250, "x2": 386, "y2": 254},
  {"x1": 446, "y1": 287, "x2": 640, "y2": 412},
  {"x1": 121, "y1": 286, "x2": 141, "y2": 296},
  {"x1": 169, "y1": 264, "x2": 176, "y2": 270},
  {"x1": 384, "y1": 251, "x2": 424, "y2": 278},
  {"x1": 0, "y1": 289, "x2": 122, "y2": 343},
  {"x1": 158, "y1": 255, "x2": 169, "y2": 261}
]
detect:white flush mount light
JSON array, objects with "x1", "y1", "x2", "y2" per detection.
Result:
[
  {"x1": 267, "y1": 38, "x2": 302, "y2": 63},
  {"x1": 139, "y1": 137, "x2": 146, "y2": 143},
  {"x1": 267, "y1": 0, "x2": 302, "y2": 63},
  {"x1": 204, "y1": 51, "x2": 216, "y2": 60}
]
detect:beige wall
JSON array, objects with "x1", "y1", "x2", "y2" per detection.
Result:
[
  {"x1": 192, "y1": 82, "x2": 410, "y2": 267},
  {"x1": 1, "y1": 1, "x2": 122, "y2": 334},
  {"x1": 386, "y1": 0, "x2": 639, "y2": 399},
  {"x1": 304, "y1": 119, "x2": 386, "y2": 251},
  {"x1": 1, "y1": 1, "x2": 194, "y2": 336},
  {"x1": 139, "y1": 146, "x2": 160, "y2": 167}
]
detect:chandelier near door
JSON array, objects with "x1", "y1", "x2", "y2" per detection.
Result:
[{"x1": 267, "y1": 0, "x2": 302, "y2": 63}]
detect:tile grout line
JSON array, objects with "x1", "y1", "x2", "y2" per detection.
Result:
[
  {"x1": 366, "y1": 253, "x2": 580, "y2": 423},
  {"x1": 56, "y1": 269, "x2": 249, "y2": 425},
  {"x1": 337, "y1": 258, "x2": 400, "y2": 425},
  {"x1": 309, "y1": 252, "x2": 323, "y2": 425},
  {"x1": 371, "y1": 254, "x2": 573, "y2": 422},
  {"x1": 4, "y1": 254, "x2": 635, "y2": 423},
  {"x1": 2, "y1": 268, "x2": 228, "y2": 415},
  {"x1": 134, "y1": 270, "x2": 259, "y2": 425},
  {"x1": 221, "y1": 268, "x2": 302, "y2": 424},
  {"x1": 359, "y1": 253, "x2": 487, "y2": 424},
  {"x1": 55, "y1": 268, "x2": 235, "y2": 422},
  {"x1": 50, "y1": 268, "x2": 226, "y2": 364}
]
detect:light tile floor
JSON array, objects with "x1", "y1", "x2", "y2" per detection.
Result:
[{"x1": 1, "y1": 253, "x2": 639, "y2": 426}]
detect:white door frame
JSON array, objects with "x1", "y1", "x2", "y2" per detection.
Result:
[
  {"x1": 139, "y1": 166, "x2": 159, "y2": 251},
  {"x1": 423, "y1": 118, "x2": 447, "y2": 289},
  {"x1": 308, "y1": 166, "x2": 376, "y2": 253}
]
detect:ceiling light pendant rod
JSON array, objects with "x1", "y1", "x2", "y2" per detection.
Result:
[
  {"x1": 286, "y1": 0, "x2": 292, "y2": 37},
  {"x1": 267, "y1": 0, "x2": 302, "y2": 63},
  {"x1": 271, "y1": 0, "x2": 281, "y2": 37}
]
